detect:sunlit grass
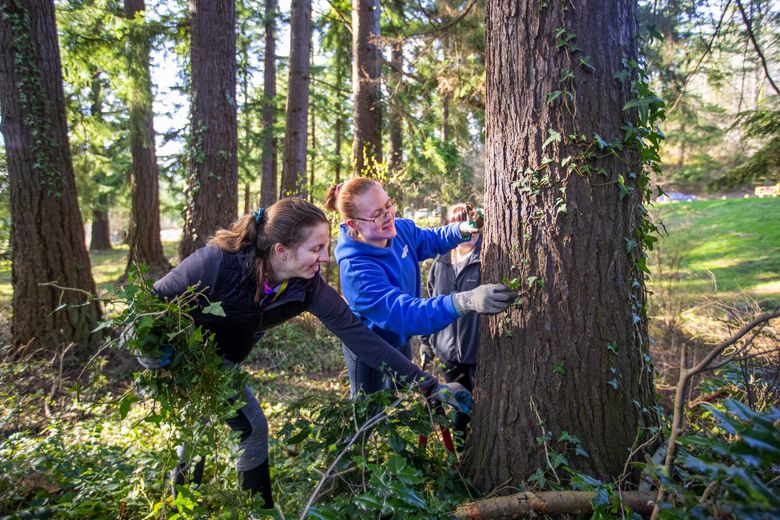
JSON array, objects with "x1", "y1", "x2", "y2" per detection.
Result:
[{"x1": 651, "y1": 197, "x2": 780, "y2": 306}]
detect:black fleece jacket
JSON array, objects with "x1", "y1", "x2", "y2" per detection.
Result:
[{"x1": 154, "y1": 246, "x2": 436, "y2": 390}]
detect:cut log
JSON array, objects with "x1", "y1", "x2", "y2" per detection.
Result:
[{"x1": 452, "y1": 490, "x2": 656, "y2": 518}]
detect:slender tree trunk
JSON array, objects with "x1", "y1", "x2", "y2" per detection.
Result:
[
  {"x1": 280, "y1": 0, "x2": 311, "y2": 198},
  {"x1": 179, "y1": 0, "x2": 238, "y2": 259},
  {"x1": 243, "y1": 182, "x2": 251, "y2": 214},
  {"x1": 441, "y1": 94, "x2": 450, "y2": 142},
  {"x1": 88, "y1": 72, "x2": 112, "y2": 252},
  {"x1": 352, "y1": 0, "x2": 382, "y2": 176},
  {"x1": 239, "y1": 24, "x2": 253, "y2": 215},
  {"x1": 388, "y1": 40, "x2": 403, "y2": 174},
  {"x1": 309, "y1": 44, "x2": 315, "y2": 202},
  {"x1": 462, "y1": 0, "x2": 657, "y2": 490},
  {"x1": 124, "y1": 0, "x2": 169, "y2": 272},
  {"x1": 90, "y1": 203, "x2": 112, "y2": 251},
  {"x1": 0, "y1": 0, "x2": 100, "y2": 350},
  {"x1": 260, "y1": 0, "x2": 278, "y2": 207}
]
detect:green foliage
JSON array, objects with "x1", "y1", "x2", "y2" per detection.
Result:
[
  {"x1": 276, "y1": 388, "x2": 473, "y2": 517},
  {"x1": 107, "y1": 266, "x2": 248, "y2": 468},
  {"x1": 652, "y1": 399, "x2": 780, "y2": 519}
]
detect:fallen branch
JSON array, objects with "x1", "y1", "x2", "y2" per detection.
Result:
[{"x1": 451, "y1": 490, "x2": 656, "y2": 518}]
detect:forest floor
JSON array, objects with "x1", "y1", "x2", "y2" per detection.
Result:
[{"x1": 0, "y1": 196, "x2": 778, "y2": 517}]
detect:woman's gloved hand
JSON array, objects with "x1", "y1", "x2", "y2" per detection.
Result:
[
  {"x1": 451, "y1": 283, "x2": 518, "y2": 315},
  {"x1": 136, "y1": 345, "x2": 174, "y2": 370},
  {"x1": 428, "y1": 382, "x2": 473, "y2": 414},
  {"x1": 458, "y1": 208, "x2": 484, "y2": 239}
]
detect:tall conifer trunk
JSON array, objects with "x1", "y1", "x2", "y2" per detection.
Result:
[
  {"x1": 179, "y1": 0, "x2": 238, "y2": 259},
  {"x1": 462, "y1": 0, "x2": 657, "y2": 490},
  {"x1": 124, "y1": 0, "x2": 169, "y2": 272},
  {"x1": 0, "y1": 0, "x2": 100, "y2": 350}
]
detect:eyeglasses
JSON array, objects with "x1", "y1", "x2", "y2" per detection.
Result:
[{"x1": 353, "y1": 199, "x2": 395, "y2": 226}]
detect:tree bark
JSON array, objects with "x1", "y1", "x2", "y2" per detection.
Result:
[
  {"x1": 90, "y1": 203, "x2": 112, "y2": 251},
  {"x1": 280, "y1": 0, "x2": 312, "y2": 198},
  {"x1": 87, "y1": 72, "x2": 112, "y2": 252},
  {"x1": 462, "y1": 0, "x2": 657, "y2": 490},
  {"x1": 0, "y1": 0, "x2": 100, "y2": 350},
  {"x1": 309, "y1": 44, "x2": 315, "y2": 202},
  {"x1": 179, "y1": 0, "x2": 238, "y2": 259},
  {"x1": 352, "y1": 0, "x2": 382, "y2": 176},
  {"x1": 124, "y1": 0, "x2": 169, "y2": 273},
  {"x1": 260, "y1": 0, "x2": 278, "y2": 207},
  {"x1": 388, "y1": 40, "x2": 403, "y2": 174}
]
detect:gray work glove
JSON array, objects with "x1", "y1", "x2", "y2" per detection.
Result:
[
  {"x1": 452, "y1": 283, "x2": 518, "y2": 315},
  {"x1": 428, "y1": 382, "x2": 473, "y2": 414}
]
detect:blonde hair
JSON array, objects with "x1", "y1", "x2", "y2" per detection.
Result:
[
  {"x1": 324, "y1": 177, "x2": 382, "y2": 238},
  {"x1": 208, "y1": 198, "x2": 327, "y2": 301}
]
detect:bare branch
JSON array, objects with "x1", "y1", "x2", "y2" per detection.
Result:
[{"x1": 734, "y1": 0, "x2": 780, "y2": 96}]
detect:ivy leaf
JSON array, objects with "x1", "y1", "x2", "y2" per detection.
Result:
[
  {"x1": 553, "y1": 361, "x2": 566, "y2": 376},
  {"x1": 542, "y1": 128, "x2": 562, "y2": 150},
  {"x1": 546, "y1": 90, "x2": 562, "y2": 104},
  {"x1": 606, "y1": 341, "x2": 618, "y2": 354},
  {"x1": 594, "y1": 133, "x2": 609, "y2": 150},
  {"x1": 91, "y1": 320, "x2": 113, "y2": 333},
  {"x1": 623, "y1": 95, "x2": 664, "y2": 126},
  {"x1": 202, "y1": 301, "x2": 226, "y2": 317}
]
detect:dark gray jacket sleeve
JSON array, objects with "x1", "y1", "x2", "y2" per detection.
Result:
[
  {"x1": 307, "y1": 276, "x2": 437, "y2": 392},
  {"x1": 152, "y1": 246, "x2": 221, "y2": 300}
]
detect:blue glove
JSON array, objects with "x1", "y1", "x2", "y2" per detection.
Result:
[
  {"x1": 429, "y1": 382, "x2": 473, "y2": 414},
  {"x1": 136, "y1": 345, "x2": 174, "y2": 370}
]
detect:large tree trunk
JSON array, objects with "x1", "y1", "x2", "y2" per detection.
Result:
[
  {"x1": 124, "y1": 0, "x2": 169, "y2": 273},
  {"x1": 280, "y1": 0, "x2": 311, "y2": 198},
  {"x1": 387, "y1": 40, "x2": 403, "y2": 174},
  {"x1": 352, "y1": 0, "x2": 382, "y2": 176},
  {"x1": 0, "y1": 0, "x2": 100, "y2": 350},
  {"x1": 179, "y1": 0, "x2": 238, "y2": 259},
  {"x1": 259, "y1": 0, "x2": 278, "y2": 207},
  {"x1": 462, "y1": 0, "x2": 657, "y2": 491}
]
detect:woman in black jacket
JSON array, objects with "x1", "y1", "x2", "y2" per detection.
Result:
[
  {"x1": 151, "y1": 197, "x2": 463, "y2": 509},
  {"x1": 421, "y1": 203, "x2": 482, "y2": 448}
]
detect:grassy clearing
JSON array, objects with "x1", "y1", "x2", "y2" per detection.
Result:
[{"x1": 649, "y1": 197, "x2": 780, "y2": 307}]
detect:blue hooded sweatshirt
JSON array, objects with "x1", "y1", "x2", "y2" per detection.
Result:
[{"x1": 335, "y1": 218, "x2": 465, "y2": 349}]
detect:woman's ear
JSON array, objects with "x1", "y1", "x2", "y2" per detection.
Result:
[
  {"x1": 346, "y1": 219, "x2": 358, "y2": 232},
  {"x1": 273, "y1": 243, "x2": 288, "y2": 261}
]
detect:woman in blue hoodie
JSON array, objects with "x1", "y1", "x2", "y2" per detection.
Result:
[{"x1": 325, "y1": 177, "x2": 517, "y2": 396}]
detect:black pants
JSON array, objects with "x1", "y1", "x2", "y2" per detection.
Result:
[{"x1": 442, "y1": 360, "x2": 476, "y2": 446}]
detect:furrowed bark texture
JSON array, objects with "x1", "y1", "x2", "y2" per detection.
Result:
[
  {"x1": 0, "y1": 0, "x2": 100, "y2": 349},
  {"x1": 180, "y1": 0, "x2": 238, "y2": 259},
  {"x1": 462, "y1": 0, "x2": 657, "y2": 491},
  {"x1": 352, "y1": 0, "x2": 382, "y2": 175},
  {"x1": 124, "y1": 0, "x2": 168, "y2": 272},
  {"x1": 260, "y1": 0, "x2": 278, "y2": 206}
]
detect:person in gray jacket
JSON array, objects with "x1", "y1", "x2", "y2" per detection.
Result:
[{"x1": 421, "y1": 203, "x2": 483, "y2": 447}]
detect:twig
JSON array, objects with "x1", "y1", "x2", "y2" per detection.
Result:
[
  {"x1": 734, "y1": 0, "x2": 780, "y2": 97},
  {"x1": 299, "y1": 396, "x2": 404, "y2": 519},
  {"x1": 650, "y1": 308, "x2": 780, "y2": 520},
  {"x1": 667, "y1": 0, "x2": 732, "y2": 114}
]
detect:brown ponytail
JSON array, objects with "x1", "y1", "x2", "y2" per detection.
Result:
[{"x1": 447, "y1": 202, "x2": 474, "y2": 224}]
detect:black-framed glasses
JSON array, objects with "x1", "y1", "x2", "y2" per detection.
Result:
[{"x1": 353, "y1": 199, "x2": 396, "y2": 226}]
